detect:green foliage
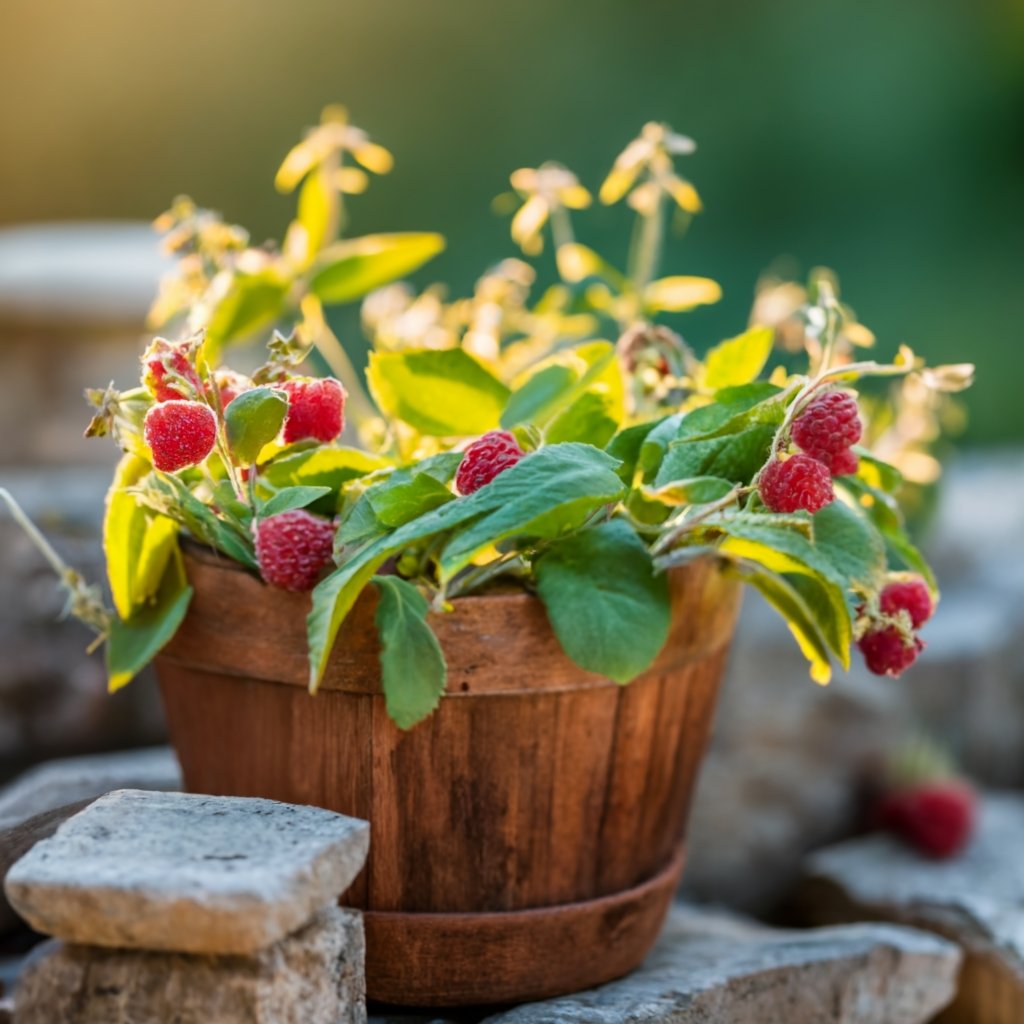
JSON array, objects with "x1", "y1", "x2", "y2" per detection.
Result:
[
  {"x1": 534, "y1": 520, "x2": 670, "y2": 684},
  {"x1": 224, "y1": 386, "x2": 288, "y2": 465},
  {"x1": 368, "y1": 348, "x2": 510, "y2": 436},
  {"x1": 373, "y1": 576, "x2": 448, "y2": 729},
  {"x1": 7, "y1": 110, "x2": 958, "y2": 730}
]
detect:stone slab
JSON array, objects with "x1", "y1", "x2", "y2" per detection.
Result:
[
  {"x1": 4, "y1": 789, "x2": 370, "y2": 955},
  {"x1": 369, "y1": 904, "x2": 960, "y2": 1024},
  {"x1": 804, "y1": 792, "x2": 1024, "y2": 1023},
  {"x1": 13, "y1": 905, "x2": 365, "y2": 1024},
  {"x1": 0, "y1": 748, "x2": 182, "y2": 932}
]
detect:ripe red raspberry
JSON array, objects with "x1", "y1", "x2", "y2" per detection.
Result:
[
  {"x1": 208, "y1": 368, "x2": 251, "y2": 411},
  {"x1": 456, "y1": 431, "x2": 525, "y2": 495},
  {"x1": 759, "y1": 454, "x2": 835, "y2": 514},
  {"x1": 143, "y1": 339, "x2": 203, "y2": 402},
  {"x1": 880, "y1": 577, "x2": 934, "y2": 629},
  {"x1": 821, "y1": 446, "x2": 860, "y2": 477},
  {"x1": 858, "y1": 624, "x2": 924, "y2": 677},
  {"x1": 876, "y1": 780, "x2": 976, "y2": 859},
  {"x1": 792, "y1": 390, "x2": 862, "y2": 460},
  {"x1": 143, "y1": 400, "x2": 217, "y2": 472},
  {"x1": 255, "y1": 510, "x2": 336, "y2": 592},
  {"x1": 282, "y1": 378, "x2": 346, "y2": 444}
]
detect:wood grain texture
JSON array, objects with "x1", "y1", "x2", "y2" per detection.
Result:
[{"x1": 157, "y1": 545, "x2": 741, "y2": 1004}]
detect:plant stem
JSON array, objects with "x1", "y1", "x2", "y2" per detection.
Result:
[
  {"x1": 447, "y1": 554, "x2": 528, "y2": 599},
  {"x1": 651, "y1": 486, "x2": 748, "y2": 556},
  {"x1": 630, "y1": 195, "x2": 665, "y2": 297}
]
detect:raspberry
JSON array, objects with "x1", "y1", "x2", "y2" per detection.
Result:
[
  {"x1": 876, "y1": 780, "x2": 976, "y2": 859},
  {"x1": 455, "y1": 431, "x2": 525, "y2": 495},
  {"x1": 821, "y1": 446, "x2": 860, "y2": 477},
  {"x1": 255, "y1": 510, "x2": 336, "y2": 592},
  {"x1": 792, "y1": 390, "x2": 862, "y2": 460},
  {"x1": 758, "y1": 454, "x2": 835, "y2": 514},
  {"x1": 143, "y1": 339, "x2": 203, "y2": 402},
  {"x1": 858, "y1": 625, "x2": 923, "y2": 677},
  {"x1": 143, "y1": 400, "x2": 217, "y2": 472},
  {"x1": 282, "y1": 378, "x2": 346, "y2": 444},
  {"x1": 209, "y1": 368, "x2": 251, "y2": 411},
  {"x1": 880, "y1": 577, "x2": 934, "y2": 629}
]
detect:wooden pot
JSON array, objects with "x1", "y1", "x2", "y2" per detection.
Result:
[{"x1": 156, "y1": 546, "x2": 741, "y2": 1007}]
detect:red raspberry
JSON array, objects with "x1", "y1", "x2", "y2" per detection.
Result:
[
  {"x1": 282, "y1": 378, "x2": 346, "y2": 444},
  {"x1": 455, "y1": 431, "x2": 525, "y2": 495},
  {"x1": 758, "y1": 454, "x2": 835, "y2": 514},
  {"x1": 792, "y1": 390, "x2": 862, "y2": 460},
  {"x1": 876, "y1": 780, "x2": 976, "y2": 859},
  {"x1": 143, "y1": 339, "x2": 203, "y2": 402},
  {"x1": 255, "y1": 510, "x2": 336, "y2": 592},
  {"x1": 858, "y1": 624, "x2": 924, "y2": 677},
  {"x1": 880, "y1": 577, "x2": 934, "y2": 629},
  {"x1": 821, "y1": 446, "x2": 860, "y2": 477},
  {"x1": 143, "y1": 400, "x2": 217, "y2": 472},
  {"x1": 208, "y1": 368, "x2": 251, "y2": 411}
]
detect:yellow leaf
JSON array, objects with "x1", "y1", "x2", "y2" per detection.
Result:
[
  {"x1": 645, "y1": 276, "x2": 722, "y2": 313},
  {"x1": 353, "y1": 141, "x2": 394, "y2": 175}
]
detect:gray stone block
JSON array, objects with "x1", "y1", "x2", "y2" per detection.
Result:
[
  {"x1": 5, "y1": 789, "x2": 370, "y2": 955},
  {"x1": 369, "y1": 905, "x2": 960, "y2": 1024},
  {"x1": 13, "y1": 905, "x2": 366, "y2": 1024}
]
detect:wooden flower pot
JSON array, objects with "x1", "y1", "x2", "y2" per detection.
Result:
[{"x1": 156, "y1": 545, "x2": 741, "y2": 1007}]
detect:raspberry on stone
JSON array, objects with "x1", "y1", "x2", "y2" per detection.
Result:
[
  {"x1": 876, "y1": 780, "x2": 976, "y2": 859},
  {"x1": 821, "y1": 446, "x2": 860, "y2": 477},
  {"x1": 880, "y1": 576, "x2": 934, "y2": 629},
  {"x1": 455, "y1": 431, "x2": 525, "y2": 495},
  {"x1": 142, "y1": 339, "x2": 203, "y2": 402},
  {"x1": 143, "y1": 400, "x2": 217, "y2": 472},
  {"x1": 758, "y1": 454, "x2": 835, "y2": 514},
  {"x1": 792, "y1": 390, "x2": 862, "y2": 460},
  {"x1": 282, "y1": 378, "x2": 346, "y2": 444},
  {"x1": 255, "y1": 510, "x2": 337, "y2": 592},
  {"x1": 858, "y1": 625, "x2": 924, "y2": 678}
]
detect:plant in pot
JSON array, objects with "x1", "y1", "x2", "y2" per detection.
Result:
[{"x1": 1, "y1": 109, "x2": 973, "y2": 1007}]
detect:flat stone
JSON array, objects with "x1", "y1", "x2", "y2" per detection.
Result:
[
  {"x1": 0, "y1": 748, "x2": 182, "y2": 932},
  {"x1": 13, "y1": 905, "x2": 365, "y2": 1024},
  {"x1": 804, "y1": 792, "x2": 1024, "y2": 1023},
  {"x1": 4, "y1": 790, "x2": 369, "y2": 955},
  {"x1": 369, "y1": 905, "x2": 960, "y2": 1024}
]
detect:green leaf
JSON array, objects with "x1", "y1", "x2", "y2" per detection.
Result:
[
  {"x1": 656, "y1": 425, "x2": 776, "y2": 487},
  {"x1": 544, "y1": 390, "x2": 618, "y2": 448},
  {"x1": 701, "y1": 326, "x2": 775, "y2": 390},
  {"x1": 204, "y1": 272, "x2": 288, "y2": 356},
  {"x1": 501, "y1": 365, "x2": 577, "y2": 428},
  {"x1": 224, "y1": 386, "x2": 288, "y2": 465},
  {"x1": 642, "y1": 476, "x2": 734, "y2": 506},
  {"x1": 368, "y1": 348, "x2": 510, "y2": 436},
  {"x1": 106, "y1": 557, "x2": 193, "y2": 693},
  {"x1": 436, "y1": 444, "x2": 625, "y2": 581},
  {"x1": 308, "y1": 444, "x2": 624, "y2": 688},
  {"x1": 309, "y1": 232, "x2": 445, "y2": 304},
  {"x1": 260, "y1": 486, "x2": 332, "y2": 518},
  {"x1": 725, "y1": 560, "x2": 833, "y2": 684},
  {"x1": 606, "y1": 418, "x2": 666, "y2": 485},
  {"x1": 639, "y1": 413, "x2": 685, "y2": 480},
  {"x1": 374, "y1": 576, "x2": 448, "y2": 729},
  {"x1": 369, "y1": 473, "x2": 454, "y2": 528},
  {"x1": 534, "y1": 519, "x2": 670, "y2": 684},
  {"x1": 811, "y1": 499, "x2": 887, "y2": 591},
  {"x1": 263, "y1": 446, "x2": 391, "y2": 490},
  {"x1": 104, "y1": 454, "x2": 179, "y2": 620}
]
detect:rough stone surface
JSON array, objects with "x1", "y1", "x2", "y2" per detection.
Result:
[
  {"x1": 4, "y1": 789, "x2": 370, "y2": 955},
  {"x1": 13, "y1": 905, "x2": 366, "y2": 1024},
  {"x1": 0, "y1": 748, "x2": 181, "y2": 932},
  {"x1": 684, "y1": 450, "x2": 1024, "y2": 914},
  {"x1": 368, "y1": 905, "x2": 960, "y2": 1024},
  {"x1": 804, "y1": 793, "x2": 1024, "y2": 990}
]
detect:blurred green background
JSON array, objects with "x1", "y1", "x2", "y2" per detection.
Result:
[{"x1": 0, "y1": 0, "x2": 1021, "y2": 441}]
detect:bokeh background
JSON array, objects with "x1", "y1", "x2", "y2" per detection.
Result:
[{"x1": 1, "y1": 0, "x2": 1021, "y2": 440}]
